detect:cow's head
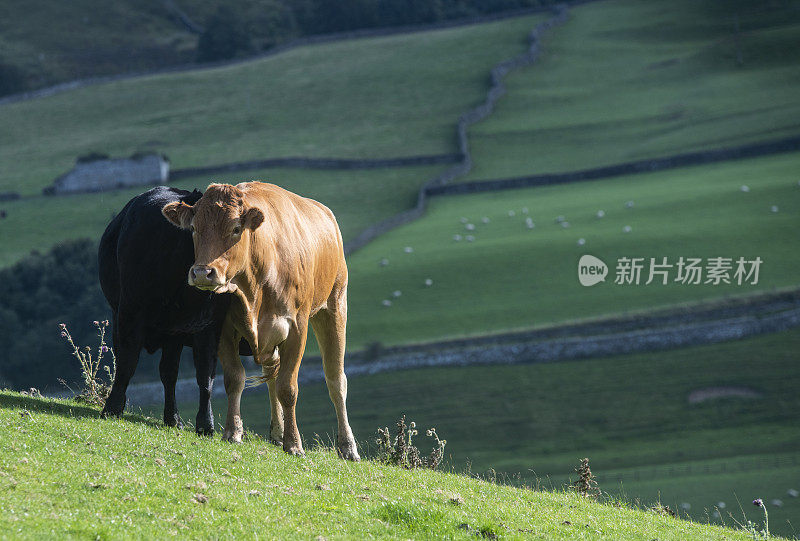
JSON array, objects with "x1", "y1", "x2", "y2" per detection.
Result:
[{"x1": 162, "y1": 183, "x2": 264, "y2": 292}]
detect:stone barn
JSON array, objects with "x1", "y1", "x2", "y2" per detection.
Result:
[{"x1": 45, "y1": 153, "x2": 169, "y2": 195}]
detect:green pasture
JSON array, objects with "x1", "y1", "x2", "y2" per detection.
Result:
[
  {"x1": 0, "y1": 391, "x2": 768, "y2": 540},
  {"x1": 0, "y1": 13, "x2": 544, "y2": 196},
  {"x1": 343, "y1": 152, "x2": 800, "y2": 350},
  {"x1": 463, "y1": 0, "x2": 800, "y2": 181},
  {"x1": 0, "y1": 164, "x2": 442, "y2": 269},
  {"x1": 223, "y1": 327, "x2": 800, "y2": 537}
]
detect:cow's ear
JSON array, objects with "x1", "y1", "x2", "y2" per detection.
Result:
[
  {"x1": 162, "y1": 201, "x2": 195, "y2": 230},
  {"x1": 242, "y1": 206, "x2": 264, "y2": 231}
]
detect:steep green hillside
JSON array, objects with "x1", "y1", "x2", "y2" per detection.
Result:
[
  {"x1": 228, "y1": 328, "x2": 800, "y2": 537},
  {"x1": 463, "y1": 0, "x2": 800, "y2": 180},
  {"x1": 0, "y1": 391, "x2": 765, "y2": 539},
  {"x1": 0, "y1": 13, "x2": 544, "y2": 195},
  {"x1": 343, "y1": 152, "x2": 800, "y2": 349}
]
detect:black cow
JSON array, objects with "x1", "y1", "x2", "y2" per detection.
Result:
[{"x1": 98, "y1": 186, "x2": 236, "y2": 434}]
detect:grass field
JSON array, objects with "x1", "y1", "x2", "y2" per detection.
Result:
[
  {"x1": 339, "y1": 151, "x2": 800, "y2": 350},
  {"x1": 211, "y1": 327, "x2": 800, "y2": 537},
  {"x1": 463, "y1": 0, "x2": 800, "y2": 181},
  {"x1": 0, "y1": 165, "x2": 442, "y2": 269},
  {"x1": 0, "y1": 391, "x2": 770, "y2": 540},
  {"x1": 0, "y1": 13, "x2": 544, "y2": 196}
]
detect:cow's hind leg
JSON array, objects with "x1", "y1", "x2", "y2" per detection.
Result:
[
  {"x1": 192, "y1": 329, "x2": 217, "y2": 436},
  {"x1": 219, "y1": 328, "x2": 245, "y2": 443},
  {"x1": 101, "y1": 309, "x2": 141, "y2": 418},
  {"x1": 310, "y1": 307, "x2": 359, "y2": 461},
  {"x1": 160, "y1": 338, "x2": 184, "y2": 428},
  {"x1": 276, "y1": 320, "x2": 309, "y2": 457},
  {"x1": 266, "y1": 378, "x2": 284, "y2": 446}
]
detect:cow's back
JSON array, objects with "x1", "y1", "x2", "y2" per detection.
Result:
[{"x1": 239, "y1": 182, "x2": 346, "y2": 305}]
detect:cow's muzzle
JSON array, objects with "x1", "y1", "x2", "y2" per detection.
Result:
[{"x1": 188, "y1": 265, "x2": 225, "y2": 291}]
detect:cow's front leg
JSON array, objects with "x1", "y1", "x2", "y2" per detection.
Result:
[
  {"x1": 276, "y1": 320, "x2": 308, "y2": 456},
  {"x1": 219, "y1": 330, "x2": 245, "y2": 443}
]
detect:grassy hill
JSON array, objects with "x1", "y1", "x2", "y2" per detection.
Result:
[
  {"x1": 341, "y1": 151, "x2": 800, "y2": 350},
  {"x1": 218, "y1": 327, "x2": 800, "y2": 537},
  {"x1": 0, "y1": 390, "x2": 769, "y2": 540},
  {"x1": 0, "y1": 13, "x2": 544, "y2": 196},
  {"x1": 463, "y1": 0, "x2": 800, "y2": 181}
]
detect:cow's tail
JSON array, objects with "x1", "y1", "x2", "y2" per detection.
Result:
[{"x1": 245, "y1": 347, "x2": 280, "y2": 387}]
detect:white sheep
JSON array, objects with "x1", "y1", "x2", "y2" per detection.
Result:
[
  {"x1": 481, "y1": 217, "x2": 490, "y2": 224},
  {"x1": 424, "y1": 278, "x2": 433, "y2": 287},
  {"x1": 465, "y1": 235, "x2": 475, "y2": 242},
  {"x1": 465, "y1": 223, "x2": 476, "y2": 231},
  {"x1": 381, "y1": 299, "x2": 392, "y2": 307},
  {"x1": 379, "y1": 258, "x2": 389, "y2": 267},
  {"x1": 771, "y1": 205, "x2": 779, "y2": 213},
  {"x1": 740, "y1": 185, "x2": 750, "y2": 192},
  {"x1": 392, "y1": 290, "x2": 402, "y2": 298},
  {"x1": 453, "y1": 234, "x2": 462, "y2": 242},
  {"x1": 625, "y1": 200, "x2": 634, "y2": 208},
  {"x1": 577, "y1": 238, "x2": 586, "y2": 246},
  {"x1": 508, "y1": 210, "x2": 516, "y2": 217},
  {"x1": 404, "y1": 246, "x2": 414, "y2": 253},
  {"x1": 623, "y1": 225, "x2": 632, "y2": 233},
  {"x1": 596, "y1": 210, "x2": 605, "y2": 218}
]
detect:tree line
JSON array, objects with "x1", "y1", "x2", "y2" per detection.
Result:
[
  {"x1": 0, "y1": 240, "x2": 164, "y2": 392},
  {"x1": 197, "y1": 0, "x2": 557, "y2": 61}
]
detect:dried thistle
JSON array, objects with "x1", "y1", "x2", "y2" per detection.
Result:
[
  {"x1": 375, "y1": 415, "x2": 446, "y2": 470},
  {"x1": 59, "y1": 320, "x2": 116, "y2": 405},
  {"x1": 572, "y1": 458, "x2": 600, "y2": 499}
]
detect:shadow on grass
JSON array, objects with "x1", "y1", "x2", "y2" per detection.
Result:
[{"x1": 0, "y1": 392, "x2": 162, "y2": 429}]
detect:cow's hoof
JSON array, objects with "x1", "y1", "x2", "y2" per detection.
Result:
[
  {"x1": 284, "y1": 444, "x2": 305, "y2": 457},
  {"x1": 268, "y1": 437, "x2": 283, "y2": 447},
  {"x1": 337, "y1": 439, "x2": 360, "y2": 462},
  {"x1": 222, "y1": 432, "x2": 243, "y2": 444},
  {"x1": 196, "y1": 413, "x2": 215, "y2": 437},
  {"x1": 164, "y1": 414, "x2": 183, "y2": 429},
  {"x1": 196, "y1": 426, "x2": 215, "y2": 437},
  {"x1": 100, "y1": 405, "x2": 123, "y2": 419}
]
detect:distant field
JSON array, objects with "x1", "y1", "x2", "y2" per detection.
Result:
[
  {"x1": 0, "y1": 14, "x2": 543, "y2": 196},
  {"x1": 463, "y1": 0, "x2": 800, "y2": 181},
  {"x1": 340, "y1": 152, "x2": 800, "y2": 350},
  {"x1": 0, "y1": 165, "x2": 442, "y2": 268},
  {"x1": 215, "y1": 327, "x2": 800, "y2": 538}
]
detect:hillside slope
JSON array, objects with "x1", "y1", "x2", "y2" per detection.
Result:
[
  {"x1": 463, "y1": 0, "x2": 800, "y2": 180},
  {"x1": 0, "y1": 13, "x2": 544, "y2": 196},
  {"x1": 0, "y1": 391, "x2": 762, "y2": 539}
]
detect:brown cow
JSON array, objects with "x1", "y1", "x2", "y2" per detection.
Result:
[{"x1": 162, "y1": 182, "x2": 359, "y2": 460}]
